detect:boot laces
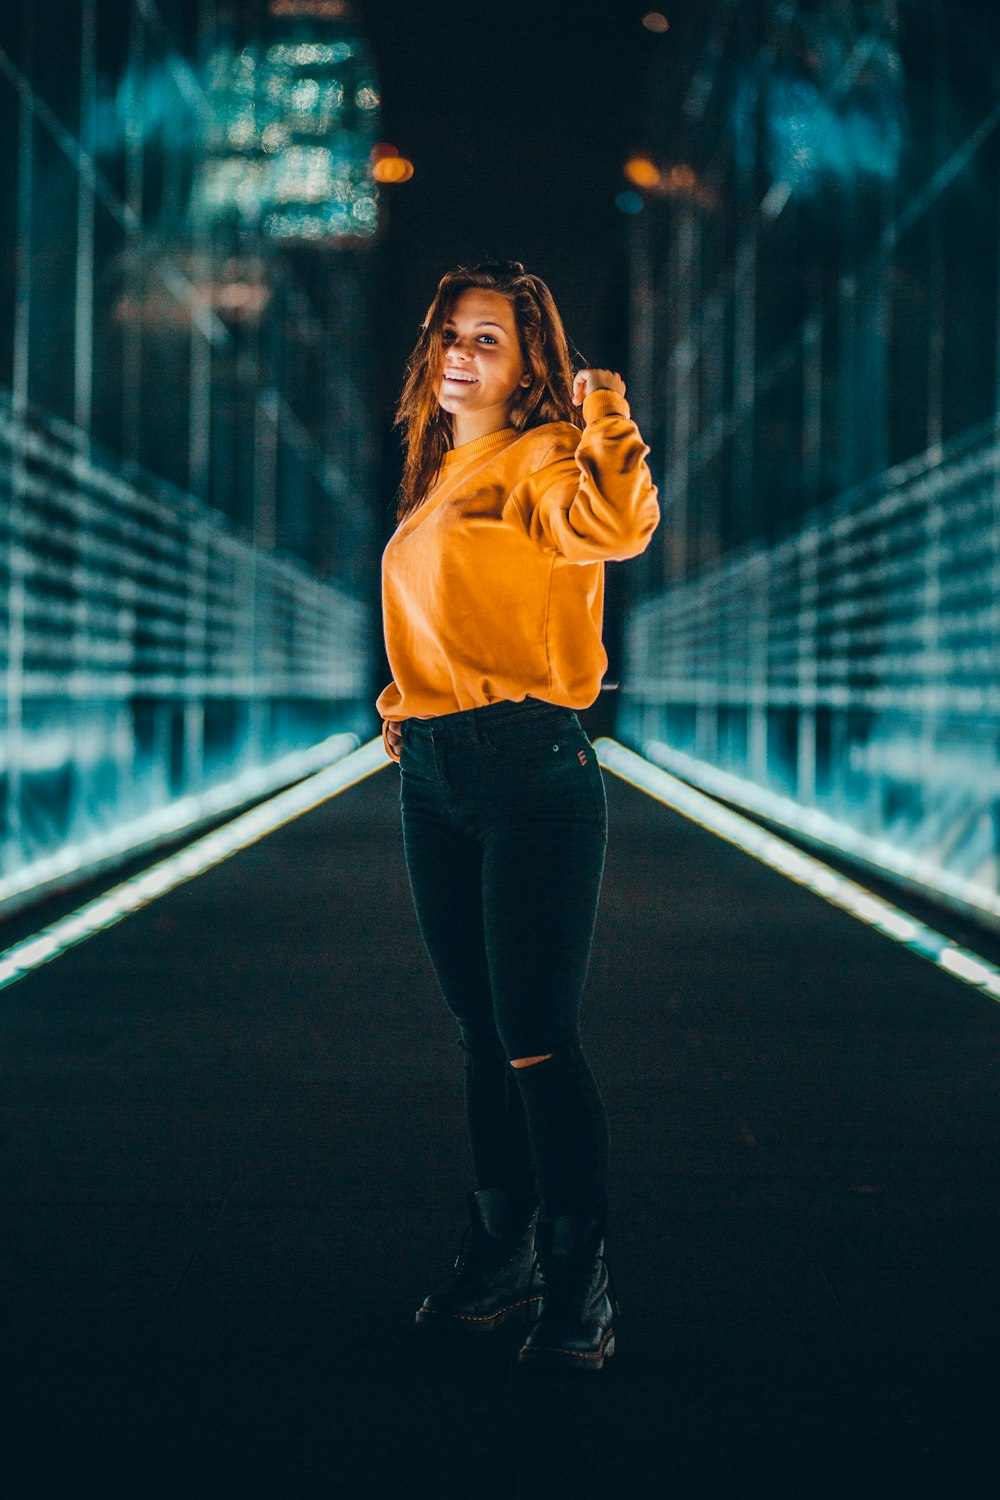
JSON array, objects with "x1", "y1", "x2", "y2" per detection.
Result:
[{"x1": 453, "y1": 1221, "x2": 528, "y2": 1284}]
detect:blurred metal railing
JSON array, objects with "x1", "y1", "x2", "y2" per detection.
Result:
[
  {"x1": 1, "y1": 390, "x2": 371, "y2": 910},
  {"x1": 621, "y1": 419, "x2": 1000, "y2": 926}
]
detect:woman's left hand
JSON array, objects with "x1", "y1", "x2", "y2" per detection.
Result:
[{"x1": 572, "y1": 368, "x2": 626, "y2": 405}]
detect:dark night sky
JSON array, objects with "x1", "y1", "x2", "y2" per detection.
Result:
[
  {"x1": 354, "y1": 1, "x2": 687, "y2": 479},
  {"x1": 355, "y1": 0, "x2": 1000, "y2": 414}
]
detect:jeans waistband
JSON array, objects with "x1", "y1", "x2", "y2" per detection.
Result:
[{"x1": 404, "y1": 697, "x2": 569, "y2": 737}]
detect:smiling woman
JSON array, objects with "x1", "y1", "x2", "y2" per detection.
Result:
[
  {"x1": 377, "y1": 256, "x2": 660, "y2": 1376},
  {"x1": 438, "y1": 289, "x2": 533, "y2": 446}
]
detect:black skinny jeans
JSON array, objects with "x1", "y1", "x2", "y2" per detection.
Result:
[{"x1": 398, "y1": 697, "x2": 610, "y2": 1223}]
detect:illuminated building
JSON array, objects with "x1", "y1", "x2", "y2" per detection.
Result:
[{"x1": 195, "y1": 0, "x2": 381, "y2": 244}]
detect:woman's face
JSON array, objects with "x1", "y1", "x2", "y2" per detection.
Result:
[{"x1": 436, "y1": 287, "x2": 529, "y2": 428}]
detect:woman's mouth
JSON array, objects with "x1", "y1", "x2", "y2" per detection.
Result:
[{"x1": 443, "y1": 373, "x2": 478, "y2": 386}]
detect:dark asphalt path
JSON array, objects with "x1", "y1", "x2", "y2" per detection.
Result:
[{"x1": 0, "y1": 764, "x2": 998, "y2": 1497}]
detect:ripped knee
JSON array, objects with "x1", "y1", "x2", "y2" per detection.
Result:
[{"x1": 509, "y1": 1053, "x2": 554, "y2": 1069}]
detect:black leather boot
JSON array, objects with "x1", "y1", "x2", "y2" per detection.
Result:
[
  {"x1": 516, "y1": 1216, "x2": 617, "y2": 1372},
  {"x1": 415, "y1": 1189, "x2": 544, "y2": 1333}
]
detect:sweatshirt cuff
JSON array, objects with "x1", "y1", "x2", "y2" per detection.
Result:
[{"x1": 582, "y1": 388, "x2": 630, "y2": 422}]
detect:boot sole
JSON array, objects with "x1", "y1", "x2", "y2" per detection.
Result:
[
  {"x1": 516, "y1": 1330, "x2": 616, "y2": 1373},
  {"x1": 415, "y1": 1296, "x2": 542, "y2": 1334}
]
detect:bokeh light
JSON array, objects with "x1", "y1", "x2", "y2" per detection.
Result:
[
  {"x1": 193, "y1": 13, "x2": 381, "y2": 243},
  {"x1": 373, "y1": 156, "x2": 414, "y2": 183},
  {"x1": 624, "y1": 155, "x2": 661, "y2": 189}
]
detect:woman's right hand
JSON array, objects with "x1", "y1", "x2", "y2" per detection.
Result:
[
  {"x1": 385, "y1": 721, "x2": 404, "y2": 757},
  {"x1": 572, "y1": 368, "x2": 626, "y2": 405}
]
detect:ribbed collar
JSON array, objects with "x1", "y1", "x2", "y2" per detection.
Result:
[{"x1": 441, "y1": 426, "x2": 517, "y2": 466}]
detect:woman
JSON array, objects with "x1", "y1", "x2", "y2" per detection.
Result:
[{"x1": 378, "y1": 258, "x2": 659, "y2": 1374}]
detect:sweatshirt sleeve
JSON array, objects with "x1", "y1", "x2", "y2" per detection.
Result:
[{"x1": 515, "y1": 389, "x2": 661, "y2": 563}]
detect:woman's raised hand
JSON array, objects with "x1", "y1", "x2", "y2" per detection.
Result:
[{"x1": 572, "y1": 368, "x2": 626, "y2": 406}]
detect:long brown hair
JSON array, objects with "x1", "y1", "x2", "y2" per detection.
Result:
[{"x1": 392, "y1": 258, "x2": 582, "y2": 521}]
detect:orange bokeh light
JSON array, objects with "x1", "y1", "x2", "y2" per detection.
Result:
[
  {"x1": 641, "y1": 12, "x2": 670, "y2": 32},
  {"x1": 268, "y1": 0, "x2": 348, "y2": 16},
  {"x1": 624, "y1": 156, "x2": 662, "y2": 189},
  {"x1": 373, "y1": 156, "x2": 414, "y2": 183}
]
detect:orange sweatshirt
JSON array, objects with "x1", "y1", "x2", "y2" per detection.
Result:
[{"x1": 377, "y1": 388, "x2": 660, "y2": 759}]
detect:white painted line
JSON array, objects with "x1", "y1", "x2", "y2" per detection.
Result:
[
  {"x1": 641, "y1": 737, "x2": 1000, "y2": 926},
  {"x1": 595, "y1": 737, "x2": 1000, "y2": 1007},
  {"x1": 0, "y1": 736, "x2": 389, "y2": 995},
  {"x1": 0, "y1": 732, "x2": 363, "y2": 913}
]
